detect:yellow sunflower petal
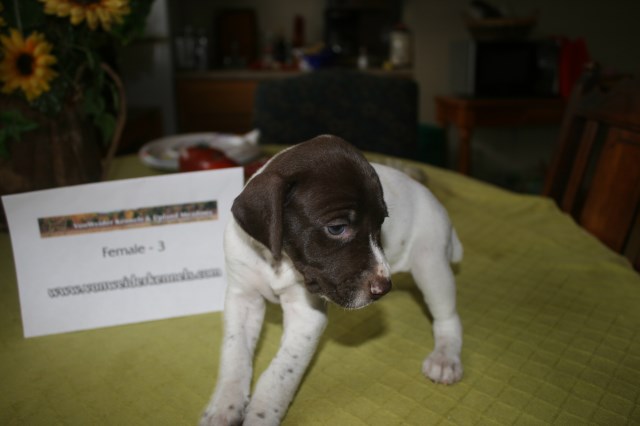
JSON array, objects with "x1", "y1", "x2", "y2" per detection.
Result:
[
  {"x1": 58, "y1": 3, "x2": 72, "y2": 15},
  {"x1": 86, "y1": 11, "x2": 99, "y2": 31},
  {"x1": 0, "y1": 34, "x2": 11, "y2": 49},
  {"x1": 10, "y1": 29, "x2": 23, "y2": 45},
  {"x1": 40, "y1": 0, "x2": 131, "y2": 31}
]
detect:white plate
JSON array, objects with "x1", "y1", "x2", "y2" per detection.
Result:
[{"x1": 139, "y1": 130, "x2": 261, "y2": 171}]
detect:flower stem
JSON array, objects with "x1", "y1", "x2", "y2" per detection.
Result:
[{"x1": 12, "y1": 0, "x2": 22, "y2": 31}]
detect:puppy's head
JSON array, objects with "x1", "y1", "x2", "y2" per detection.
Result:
[{"x1": 232, "y1": 135, "x2": 392, "y2": 309}]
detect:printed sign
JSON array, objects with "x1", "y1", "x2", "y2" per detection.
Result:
[{"x1": 2, "y1": 168, "x2": 244, "y2": 337}]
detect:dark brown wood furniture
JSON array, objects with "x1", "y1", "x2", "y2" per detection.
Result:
[
  {"x1": 175, "y1": 75, "x2": 258, "y2": 134},
  {"x1": 435, "y1": 96, "x2": 566, "y2": 175},
  {"x1": 544, "y1": 64, "x2": 640, "y2": 270}
]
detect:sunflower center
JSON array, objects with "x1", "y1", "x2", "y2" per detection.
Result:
[{"x1": 16, "y1": 53, "x2": 34, "y2": 76}]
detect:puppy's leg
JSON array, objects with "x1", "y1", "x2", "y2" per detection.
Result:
[
  {"x1": 243, "y1": 285, "x2": 327, "y2": 426},
  {"x1": 200, "y1": 287, "x2": 266, "y2": 426},
  {"x1": 411, "y1": 252, "x2": 463, "y2": 385}
]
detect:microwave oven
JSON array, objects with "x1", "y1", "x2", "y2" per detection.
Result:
[{"x1": 451, "y1": 40, "x2": 560, "y2": 97}]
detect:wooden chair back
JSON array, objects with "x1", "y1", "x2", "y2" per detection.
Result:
[{"x1": 544, "y1": 64, "x2": 640, "y2": 270}]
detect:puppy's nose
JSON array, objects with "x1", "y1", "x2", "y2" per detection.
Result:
[{"x1": 370, "y1": 278, "x2": 392, "y2": 300}]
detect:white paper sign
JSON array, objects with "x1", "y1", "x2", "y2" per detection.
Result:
[{"x1": 2, "y1": 168, "x2": 244, "y2": 337}]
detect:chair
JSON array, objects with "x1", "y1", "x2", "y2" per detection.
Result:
[
  {"x1": 252, "y1": 70, "x2": 419, "y2": 159},
  {"x1": 544, "y1": 63, "x2": 640, "y2": 270}
]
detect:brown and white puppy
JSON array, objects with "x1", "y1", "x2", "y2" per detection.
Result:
[{"x1": 201, "y1": 135, "x2": 463, "y2": 426}]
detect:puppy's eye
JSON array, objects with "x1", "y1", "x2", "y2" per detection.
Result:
[{"x1": 326, "y1": 224, "x2": 347, "y2": 236}]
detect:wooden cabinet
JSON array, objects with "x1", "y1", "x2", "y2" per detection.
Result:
[{"x1": 175, "y1": 76, "x2": 258, "y2": 133}]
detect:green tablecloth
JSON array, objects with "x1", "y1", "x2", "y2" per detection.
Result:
[{"x1": 2, "y1": 153, "x2": 639, "y2": 425}]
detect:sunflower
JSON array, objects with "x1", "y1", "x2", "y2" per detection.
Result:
[
  {"x1": 0, "y1": 29, "x2": 58, "y2": 101},
  {"x1": 40, "y1": 0, "x2": 131, "y2": 31}
]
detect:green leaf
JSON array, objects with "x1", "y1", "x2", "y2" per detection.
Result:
[
  {"x1": 82, "y1": 86, "x2": 104, "y2": 117},
  {"x1": 111, "y1": 0, "x2": 155, "y2": 44},
  {"x1": 95, "y1": 112, "x2": 116, "y2": 145},
  {"x1": 82, "y1": 82, "x2": 117, "y2": 146}
]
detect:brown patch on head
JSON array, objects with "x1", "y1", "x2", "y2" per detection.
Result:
[{"x1": 232, "y1": 135, "x2": 391, "y2": 308}]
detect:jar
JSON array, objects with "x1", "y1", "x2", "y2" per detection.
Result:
[{"x1": 389, "y1": 24, "x2": 412, "y2": 68}]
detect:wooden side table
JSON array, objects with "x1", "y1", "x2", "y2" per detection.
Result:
[{"x1": 435, "y1": 96, "x2": 566, "y2": 175}]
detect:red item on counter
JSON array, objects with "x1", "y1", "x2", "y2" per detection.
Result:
[
  {"x1": 179, "y1": 146, "x2": 269, "y2": 182},
  {"x1": 179, "y1": 146, "x2": 238, "y2": 172},
  {"x1": 558, "y1": 37, "x2": 591, "y2": 99}
]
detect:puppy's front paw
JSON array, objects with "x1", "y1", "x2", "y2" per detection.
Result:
[
  {"x1": 422, "y1": 348, "x2": 463, "y2": 385},
  {"x1": 200, "y1": 401, "x2": 245, "y2": 426}
]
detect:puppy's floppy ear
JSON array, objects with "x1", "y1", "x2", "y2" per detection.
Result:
[{"x1": 231, "y1": 171, "x2": 286, "y2": 261}]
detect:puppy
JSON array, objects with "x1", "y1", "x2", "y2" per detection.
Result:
[{"x1": 201, "y1": 135, "x2": 463, "y2": 426}]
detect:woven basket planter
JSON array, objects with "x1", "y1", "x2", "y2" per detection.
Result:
[{"x1": 0, "y1": 64, "x2": 125, "y2": 228}]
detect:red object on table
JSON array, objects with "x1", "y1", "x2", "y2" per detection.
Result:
[
  {"x1": 179, "y1": 146, "x2": 269, "y2": 181},
  {"x1": 179, "y1": 147, "x2": 238, "y2": 172},
  {"x1": 243, "y1": 158, "x2": 268, "y2": 180}
]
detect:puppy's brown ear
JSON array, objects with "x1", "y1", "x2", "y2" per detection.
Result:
[{"x1": 231, "y1": 172, "x2": 285, "y2": 261}]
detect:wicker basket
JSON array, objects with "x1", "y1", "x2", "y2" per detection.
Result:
[{"x1": 0, "y1": 64, "x2": 125, "y2": 228}]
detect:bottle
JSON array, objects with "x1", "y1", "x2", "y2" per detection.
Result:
[
  {"x1": 292, "y1": 15, "x2": 305, "y2": 48},
  {"x1": 357, "y1": 47, "x2": 369, "y2": 70},
  {"x1": 194, "y1": 28, "x2": 209, "y2": 70},
  {"x1": 180, "y1": 26, "x2": 196, "y2": 69},
  {"x1": 273, "y1": 30, "x2": 287, "y2": 65},
  {"x1": 389, "y1": 24, "x2": 412, "y2": 68}
]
